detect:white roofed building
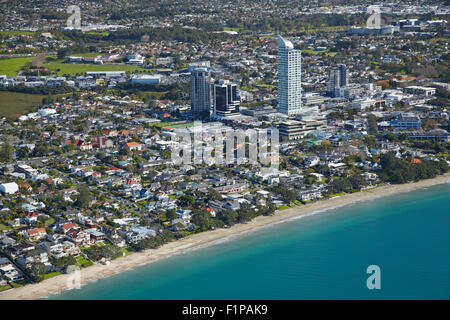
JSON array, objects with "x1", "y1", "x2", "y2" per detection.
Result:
[{"x1": 0, "y1": 182, "x2": 19, "y2": 195}]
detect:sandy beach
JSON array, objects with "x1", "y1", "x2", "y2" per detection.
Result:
[{"x1": 1, "y1": 173, "x2": 449, "y2": 300}]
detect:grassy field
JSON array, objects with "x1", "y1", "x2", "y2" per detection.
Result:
[
  {"x1": 0, "y1": 91, "x2": 45, "y2": 117},
  {"x1": 223, "y1": 27, "x2": 241, "y2": 31},
  {"x1": 302, "y1": 49, "x2": 329, "y2": 55},
  {"x1": 43, "y1": 59, "x2": 146, "y2": 75},
  {"x1": 140, "y1": 91, "x2": 168, "y2": 100},
  {"x1": 0, "y1": 30, "x2": 35, "y2": 36},
  {"x1": 165, "y1": 122, "x2": 195, "y2": 128},
  {"x1": 0, "y1": 57, "x2": 34, "y2": 76},
  {"x1": 0, "y1": 55, "x2": 146, "y2": 76},
  {"x1": 70, "y1": 52, "x2": 107, "y2": 57},
  {"x1": 302, "y1": 48, "x2": 337, "y2": 57},
  {"x1": 429, "y1": 37, "x2": 450, "y2": 43},
  {"x1": 85, "y1": 31, "x2": 109, "y2": 37}
]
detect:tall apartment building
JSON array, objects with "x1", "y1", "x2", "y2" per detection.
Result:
[
  {"x1": 277, "y1": 36, "x2": 302, "y2": 116},
  {"x1": 338, "y1": 64, "x2": 348, "y2": 87},
  {"x1": 327, "y1": 64, "x2": 348, "y2": 97},
  {"x1": 190, "y1": 67, "x2": 212, "y2": 115},
  {"x1": 213, "y1": 80, "x2": 240, "y2": 118}
]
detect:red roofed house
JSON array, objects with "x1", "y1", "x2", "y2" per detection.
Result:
[
  {"x1": 125, "y1": 179, "x2": 137, "y2": 185},
  {"x1": 204, "y1": 207, "x2": 216, "y2": 217},
  {"x1": 123, "y1": 179, "x2": 139, "y2": 190},
  {"x1": 156, "y1": 190, "x2": 168, "y2": 200},
  {"x1": 91, "y1": 171, "x2": 102, "y2": 179},
  {"x1": 79, "y1": 142, "x2": 93, "y2": 151},
  {"x1": 26, "y1": 228, "x2": 47, "y2": 241},
  {"x1": 85, "y1": 222, "x2": 97, "y2": 229},
  {"x1": 21, "y1": 183, "x2": 32, "y2": 192},
  {"x1": 125, "y1": 141, "x2": 142, "y2": 151},
  {"x1": 25, "y1": 212, "x2": 39, "y2": 223},
  {"x1": 59, "y1": 222, "x2": 80, "y2": 234}
]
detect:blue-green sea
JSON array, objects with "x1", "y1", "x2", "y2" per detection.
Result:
[{"x1": 50, "y1": 183, "x2": 450, "y2": 300}]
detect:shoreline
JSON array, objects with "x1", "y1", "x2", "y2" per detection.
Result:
[{"x1": 1, "y1": 173, "x2": 450, "y2": 300}]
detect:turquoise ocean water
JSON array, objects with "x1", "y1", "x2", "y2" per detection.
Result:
[{"x1": 50, "y1": 183, "x2": 450, "y2": 300}]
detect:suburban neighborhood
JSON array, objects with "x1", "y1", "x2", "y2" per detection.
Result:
[{"x1": 0, "y1": 0, "x2": 448, "y2": 294}]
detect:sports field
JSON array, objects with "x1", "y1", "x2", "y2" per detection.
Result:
[
  {"x1": 0, "y1": 31, "x2": 35, "y2": 36},
  {"x1": 0, "y1": 57, "x2": 34, "y2": 76},
  {"x1": 0, "y1": 55, "x2": 146, "y2": 76},
  {"x1": 43, "y1": 60, "x2": 146, "y2": 75},
  {"x1": 0, "y1": 91, "x2": 44, "y2": 117}
]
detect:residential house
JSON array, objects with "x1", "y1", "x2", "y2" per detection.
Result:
[
  {"x1": 66, "y1": 229, "x2": 91, "y2": 246},
  {"x1": 25, "y1": 228, "x2": 47, "y2": 241}
]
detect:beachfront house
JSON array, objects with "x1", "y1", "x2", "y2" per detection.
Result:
[{"x1": 297, "y1": 189, "x2": 323, "y2": 201}]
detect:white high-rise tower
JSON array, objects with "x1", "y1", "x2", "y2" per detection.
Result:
[{"x1": 277, "y1": 35, "x2": 302, "y2": 116}]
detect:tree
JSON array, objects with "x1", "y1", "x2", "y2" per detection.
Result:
[
  {"x1": 385, "y1": 132, "x2": 398, "y2": 142},
  {"x1": 367, "y1": 114, "x2": 378, "y2": 135},
  {"x1": 16, "y1": 146, "x2": 30, "y2": 160},
  {"x1": 218, "y1": 209, "x2": 238, "y2": 226},
  {"x1": 304, "y1": 174, "x2": 317, "y2": 185},
  {"x1": 237, "y1": 209, "x2": 253, "y2": 223},
  {"x1": 166, "y1": 209, "x2": 177, "y2": 220},
  {"x1": 119, "y1": 147, "x2": 129, "y2": 156},
  {"x1": 363, "y1": 136, "x2": 377, "y2": 149},
  {"x1": 32, "y1": 142, "x2": 50, "y2": 157},
  {"x1": 0, "y1": 142, "x2": 13, "y2": 163},
  {"x1": 57, "y1": 47, "x2": 71, "y2": 59},
  {"x1": 378, "y1": 152, "x2": 448, "y2": 184},
  {"x1": 207, "y1": 188, "x2": 222, "y2": 201},
  {"x1": 53, "y1": 256, "x2": 77, "y2": 271},
  {"x1": 178, "y1": 194, "x2": 195, "y2": 207},
  {"x1": 42, "y1": 96, "x2": 55, "y2": 105},
  {"x1": 192, "y1": 211, "x2": 212, "y2": 231},
  {"x1": 131, "y1": 236, "x2": 165, "y2": 251},
  {"x1": 75, "y1": 184, "x2": 91, "y2": 209},
  {"x1": 269, "y1": 185, "x2": 296, "y2": 203},
  {"x1": 27, "y1": 262, "x2": 47, "y2": 282},
  {"x1": 327, "y1": 174, "x2": 368, "y2": 194},
  {"x1": 148, "y1": 100, "x2": 158, "y2": 108}
]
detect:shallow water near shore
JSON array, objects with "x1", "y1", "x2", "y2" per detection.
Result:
[{"x1": 49, "y1": 183, "x2": 450, "y2": 299}]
